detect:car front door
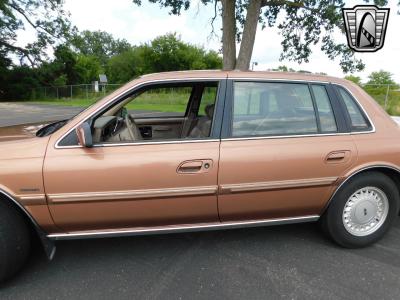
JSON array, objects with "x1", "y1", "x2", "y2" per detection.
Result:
[
  {"x1": 218, "y1": 79, "x2": 357, "y2": 222},
  {"x1": 43, "y1": 79, "x2": 226, "y2": 232}
]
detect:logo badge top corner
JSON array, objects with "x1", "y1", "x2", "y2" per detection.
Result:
[{"x1": 342, "y1": 5, "x2": 390, "y2": 52}]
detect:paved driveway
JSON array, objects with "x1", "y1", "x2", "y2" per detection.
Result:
[
  {"x1": 0, "y1": 103, "x2": 82, "y2": 127},
  {"x1": 0, "y1": 103, "x2": 399, "y2": 300}
]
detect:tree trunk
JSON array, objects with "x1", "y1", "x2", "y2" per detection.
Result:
[
  {"x1": 221, "y1": 0, "x2": 236, "y2": 70},
  {"x1": 236, "y1": 0, "x2": 262, "y2": 71}
]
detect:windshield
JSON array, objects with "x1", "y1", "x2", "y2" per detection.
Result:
[{"x1": 35, "y1": 103, "x2": 97, "y2": 137}]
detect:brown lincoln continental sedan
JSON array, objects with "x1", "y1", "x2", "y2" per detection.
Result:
[{"x1": 0, "y1": 70, "x2": 399, "y2": 281}]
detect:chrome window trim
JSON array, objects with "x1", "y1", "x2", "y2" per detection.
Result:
[
  {"x1": 221, "y1": 131, "x2": 369, "y2": 142},
  {"x1": 56, "y1": 139, "x2": 220, "y2": 149},
  {"x1": 47, "y1": 215, "x2": 319, "y2": 240},
  {"x1": 225, "y1": 81, "x2": 375, "y2": 141},
  {"x1": 55, "y1": 77, "x2": 226, "y2": 149},
  {"x1": 55, "y1": 78, "x2": 375, "y2": 149}
]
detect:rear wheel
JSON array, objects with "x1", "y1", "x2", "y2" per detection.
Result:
[
  {"x1": 0, "y1": 200, "x2": 31, "y2": 282},
  {"x1": 321, "y1": 172, "x2": 399, "y2": 248}
]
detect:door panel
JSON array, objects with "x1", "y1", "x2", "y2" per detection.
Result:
[
  {"x1": 44, "y1": 141, "x2": 220, "y2": 231},
  {"x1": 218, "y1": 135, "x2": 357, "y2": 221},
  {"x1": 135, "y1": 117, "x2": 184, "y2": 140}
]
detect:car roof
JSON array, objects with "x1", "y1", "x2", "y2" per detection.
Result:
[{"x1": 138, "y1": 70, "x2": 350, "y2": 86}]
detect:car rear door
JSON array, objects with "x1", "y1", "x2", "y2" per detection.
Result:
[
  {"x1": 43, "y1": 79, "x2": 226, "y2": 232},
  {"x1": 217, "y1": 79, "x2": 357, "y2": 222}
]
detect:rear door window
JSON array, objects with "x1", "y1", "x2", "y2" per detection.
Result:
[
  {"x1": 232, "y1": 82, "x2": 318, "y2": 137},
  {"x1": 311, "y1": 85, "x2": 337, "y2": 133}
]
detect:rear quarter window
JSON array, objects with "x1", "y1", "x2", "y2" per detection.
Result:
[{"x1": 336, "y1": 86, "x2": 372, "y2": 132}]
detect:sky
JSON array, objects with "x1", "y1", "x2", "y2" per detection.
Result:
[{"x1": 20, "y1": 0, "x2": 400, "y2": 83}]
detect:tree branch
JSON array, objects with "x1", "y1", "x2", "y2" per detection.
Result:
[
  {"x1": 209, "y1": 0, "x2": 219, "y2": 38},
  {"x1": 261, "y1": 0, "x2": 319, "y2": 12},
  {"x1": 7, "y1": 2, "x2": 58, "y2": 38},
  {"x1": 0, "y1": 40, "x2": 35, "y2": 65}
]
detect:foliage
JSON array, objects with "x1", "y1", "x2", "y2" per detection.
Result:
[
  {"x1": 344, "y1": 75, "x2": 362, "y2": 86},
  {"x1": 367, "y1": 70, "x2": 397, "y2": 86},
  {"x1": 107, "y1": 33, "x2": 222, "y2": 84},
  {"x1": 106, "y1": 47, "x2": 147, "y2": 83},
  {"x1": 0, "y1": 0, "x2": 73, "y2": 65},
  {"x1": 132, "y1": 0, "x2": 392, "y2": 72},
  {"x1": 70, "y1": 30, "x2": 132, "y2": 65},
  {"x1": 143, "y1": 34, "x2": 222, "y2": 73},
  {"x1": 75, "y1": 55, "x2": 103, "y2": 84},
  {"x1": 1, "y1": 32, "x2": 222, "y2": 100},
  {"x1": 0, "y1": 65, "x2": 40, "y2": 99},
  {"x1": 272, "y1": 65, "x2": 296, "y2": 72}
]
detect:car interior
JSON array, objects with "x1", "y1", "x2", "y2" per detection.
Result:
[
  {"x1": 232, "y1": 83, "x2": 337, "y2": 137},
  {"x1": 91, "y1": 82, "x2": 219, "y2": 144}
]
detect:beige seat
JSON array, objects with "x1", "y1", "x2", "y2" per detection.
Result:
[{"x1": 188, "y1": 104, "x2": 215, "y2": 138}]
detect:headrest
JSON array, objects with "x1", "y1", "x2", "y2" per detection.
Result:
[{"x1": 205, "y1": 104, "x2": 215, "y2": 119}]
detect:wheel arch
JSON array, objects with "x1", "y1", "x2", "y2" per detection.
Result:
[
  {"x1": 322, "y1": 164, "x2": 400, "y2": 215},
  {"x1": 0, "y1": 189, "x2": 56, "y2": 260}
]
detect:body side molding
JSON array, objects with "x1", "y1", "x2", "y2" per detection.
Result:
[
  {"x1": 48, "y1": 185, "x2": 218, "y2": 204},
  {"x1": 220, "y1": 177, "x2": 338, "y2": 194}
]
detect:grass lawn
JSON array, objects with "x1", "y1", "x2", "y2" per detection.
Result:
[
  {"x1": 363, "y1": 88, "x2": 400, "y2": 116},
  {"x1": 30, "y1": 99, "x2": 187, "y2": 113},
  {"x1": 27, "y1": 87, "x2": 217, "y2": 114}
]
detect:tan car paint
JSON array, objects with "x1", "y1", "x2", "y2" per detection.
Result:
[
  {"x1": 43, "y1": 141, "x2": 220, "y2": 231},
  {"x1": 218, "y1": 135, "x2": 357, "y2": 221},
  {"x1": 0, "y1": 126, "x2": 56, "y2": 231},
  {"x1": 0, "y1": 70, "x2": 399, "y2": 237}
]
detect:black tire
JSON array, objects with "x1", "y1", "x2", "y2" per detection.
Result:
[
  {"x1": 321, "y1": 171, "x2": 399, "y2": 248},
  {"x1": 0, "y1": 200, "x2": 31, "y2": 282}
]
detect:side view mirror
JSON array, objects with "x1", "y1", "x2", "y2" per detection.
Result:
[{"x1": 76, "y1": 122, "x2": 93, "y2": 148}]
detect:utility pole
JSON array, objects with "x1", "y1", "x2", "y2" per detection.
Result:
[{"x1": 384, "y1": 84, "x2": 390, "y2": 110}]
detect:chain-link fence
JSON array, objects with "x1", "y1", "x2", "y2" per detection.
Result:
[
  {"x1": 30, "y1": 82, "x2": 400, "y2": 115},
  {"x1": 30, "y1": 84, "x2": 123, "y2": 101},
  {"x1": 362, "y1": 84, "x2": 400, "y2": 115}
]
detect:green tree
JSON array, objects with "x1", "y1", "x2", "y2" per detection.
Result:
[
  {"x1": 0, "y1": 0, "x2": 73, "y2": 65},
  {"x1": 38, "y1": 45, "x2": 103, "y2": 86},
  {"x1": 142, "y1": 33, "x2": 222, "y2": 72},
  {"x1": 0, "y1": 66, "x2": 40, "y2": 100},
  {"x1": 107, "y1": 47, "x2": 147, "y2": 83},
  {"x1": 133, "y1": 0, "x2": 393, "y2": 72},
  {"x1": 272, "y1": 65, "x2": 295, "y2": 72},
  {"x1": 53, "y1": 45, "x2": 79, "y2": 85},
  {"x1": 75, "y1": 55, "x2": 103, "y2": 83},
  {"x1": 71, "y1": 30, "x2": 132, "y2": 66},
  {"x1": 203, "y1": 50, "x2": 223, "y2": 69},
  {"x1": 345, "y1": 75, "x2": 362, "y2": 85},
  {"x1": 106, "y1": 34, "x2": 222, "y2": 83},
  {"x1": 367, "y1": 70, "x2": 397, "y2": 86}
]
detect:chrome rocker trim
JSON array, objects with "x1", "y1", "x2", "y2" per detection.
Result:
[{"x1": 48, "y1": 215, "x2": 319, "y2": 240}]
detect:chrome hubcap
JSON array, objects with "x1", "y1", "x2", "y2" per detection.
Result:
[{"x1": 342, "y1": 187, "x2": 389, "y2": 237}]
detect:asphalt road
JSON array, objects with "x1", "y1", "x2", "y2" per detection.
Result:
[{"x1": 0, "y1": 103, "x2": 400, "y2": 300}]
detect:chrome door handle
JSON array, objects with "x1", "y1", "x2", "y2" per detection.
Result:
[
  {"x1": 178, "y1": 161, "x2": 203, "y2": 173},
  {"x1": 325, "y1": 151, "x2": 350, "y2": 163},
  {"x1": 177, "y1": 160, "x2": 213, "y2": 174}
]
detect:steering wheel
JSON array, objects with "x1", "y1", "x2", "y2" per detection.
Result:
[{"x1": 124, "y1": 114, "x2": 141, "y2": 141}]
